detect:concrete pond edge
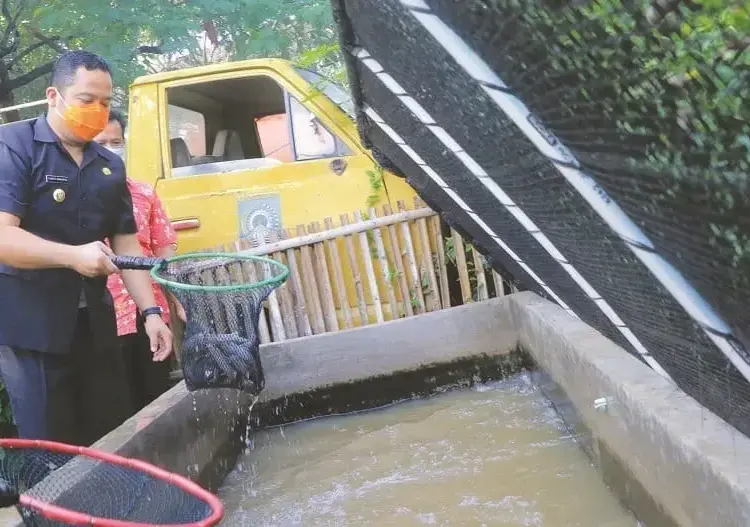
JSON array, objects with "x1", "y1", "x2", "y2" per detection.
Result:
[{"x1": 6, "y1": 292, "x2": 750, "y2": 527}]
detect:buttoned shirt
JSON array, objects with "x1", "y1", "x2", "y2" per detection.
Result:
[
  {"x1": 0, "y1": 117, "x2": 137, "y2": 354},
  {"x1": 107, "y1": 179, "x2": 176, "y2": 336}
]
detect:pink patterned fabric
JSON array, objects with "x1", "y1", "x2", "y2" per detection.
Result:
[{"x1": 107, "y1": 179, "x2": 177, "y2": 336}]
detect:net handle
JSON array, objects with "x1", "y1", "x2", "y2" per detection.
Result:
[
  {"x1": 0, "y1": 438, "x2": 223, "y2": 527},
  {"x1": 112, "y1": 256, "x2": 165, "y2": 271}
]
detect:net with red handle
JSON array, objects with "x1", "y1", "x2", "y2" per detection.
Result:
[{"x1": 0, "y1": 439, "x2": 223, "y2": 527}]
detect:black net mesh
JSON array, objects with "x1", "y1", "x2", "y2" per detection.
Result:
[
  {"x1": 154, "y1": 255, "x2": 288, "y2": 394},
  {"x1": 0, "y1": 445, "x2": 216, "y2": 526},
  {"x1": 330, "y1": 0, "x2": 750, "y2": 435}
]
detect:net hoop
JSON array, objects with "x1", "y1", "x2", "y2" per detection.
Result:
[
  {"x1": 0, "y1": 438, "x2": 224, "y2": 527},
  {"x1": 150, "y1": 252, "x2": 289, "y2": 293}
]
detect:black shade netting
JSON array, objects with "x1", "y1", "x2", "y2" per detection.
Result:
[
  {"x1": 0, "y1": 445, "x2": 218, "y2": 526},
  {"x1": 330, "y1": 0, "x2": 750, "y2": 435},
  {"x1": 153, "y1": 254, "x2": 288, "y2": 394}
]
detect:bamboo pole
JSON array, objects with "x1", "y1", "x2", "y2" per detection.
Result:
[
  {"x1": 200, "y1": 245, "x2": 229, "y2": 333},
  {"x1": 269, "y1": 233, "x2": 298, "y2": 339},
  {"x1": 341, "y1": 213, "x2": 369, "y2": 326},
  {"x1": 211, "y1": 245, "x2": 236, "y2": 333},
  {"x1": 398, "y1": 201, "x2": 425, "y2": 314},
  {"x1": 283, "y1": 230, "x2": 313, "y2": 337},
  {"x1": 354, "y1": 210, "x2": 384, "y2": 323},
  {"x1": 369, "y1": 207, "x2": 399, "y2": 320},
  {"x1": 383, "y1": 204, "x2": 413, "y2": 318},
  {"x1": 224, "y1": 243, "x2": 255, "y2": 344},
  {"x1": 309, "y1": 221, "x2": 339, "y2": 332},
  {"x1": 167, "y1": 296, "x2": 185, "y2": 364},
  {"x1": 296, "y1": 225, "x2": 326, "y2": 334},
  {"x1": 414, "y1": 197, "x2": 440, "y2": 311},
  {"x1": 325, "y1": 217, "x2": 354, "y2": 329},
  {"x1": 472, "y1": 246, "x2": 489, "y2": 301},
  {"x1": 234, "y1": 208, "x2": 436, "y2": 257},
  {"x1": 249, "y1": 240, "x2": 285, "y2": 342},
  {"x1": 430, "y1": 214, "x2": 451, "y2": 309},
  {"x1": 492, "y1": 270, "x2": 505, "y2": 298},
  {"x1": 451, "y1": 228, "x2": 472, "y2": 303},
  {"x1": 234, "y1": 240, "x2": 271, "y2": 344}
]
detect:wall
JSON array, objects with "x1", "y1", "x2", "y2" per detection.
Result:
[{"x1": 510, "y1": 292, "x2": 750, "y2": 527}]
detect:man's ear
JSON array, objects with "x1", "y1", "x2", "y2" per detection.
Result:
[{"x1": 45, "y1": 86, "x2": 60, "y2": 108}]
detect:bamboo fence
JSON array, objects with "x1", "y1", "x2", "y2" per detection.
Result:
[{"x1": 169, "y1": 197, "x2": 518, "y2": 351}]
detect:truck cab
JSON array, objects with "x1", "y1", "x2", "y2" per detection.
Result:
[{"x1": 125, "y1": 58, "x2": 417, "y2": 253}]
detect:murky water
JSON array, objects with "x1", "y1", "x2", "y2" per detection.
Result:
[{"x1": 219, "y1": 373, "x2": 636, "y2": 526}]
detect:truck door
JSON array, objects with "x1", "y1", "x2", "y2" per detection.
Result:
[{"x1": 154, "y1": 67, "x2": 388, "y2": 253}]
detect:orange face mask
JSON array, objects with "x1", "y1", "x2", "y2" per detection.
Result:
[{"x1": 55, "y1": 90, "x2": 110, "y2": 142}]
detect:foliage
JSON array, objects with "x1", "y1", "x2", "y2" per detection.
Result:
[
  {"x1": 365, "y1": 165, "x2": 385, "y2": 208},
  {"x1": 1, "y1": 0, "x2": 342, "y2": 114},
  {"x1": 505, "y1": 0, "x2": 750, "y2": 326}
]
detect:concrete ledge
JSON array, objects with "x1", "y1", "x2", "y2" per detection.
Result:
[
  {"x1": 509, "y1": 291, "x2": 750, "y2": 527},
  {"x1": 5, "y1": 297, "x2": 519, "y2": 526},
  {"x1": 259, "y1": 297, "x2": 518, "y2": 401},
  {"x1": 109, "y1": 296, "x2": 515, "y2": 475},
  {"x1": 12, "y1": 291, "x2": 749, "y2": 527}
]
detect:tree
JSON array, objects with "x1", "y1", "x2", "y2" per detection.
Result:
[{"x1": 0, "y1": 0, "x2": 219, "y2": 119}]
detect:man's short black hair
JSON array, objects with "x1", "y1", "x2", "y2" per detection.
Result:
[
  {"x1": 108, "y1": 108, "x2": 127, "y2": 135},
  {"x1": 51, "y1": 51, "x2": 112, "y2": 90}
]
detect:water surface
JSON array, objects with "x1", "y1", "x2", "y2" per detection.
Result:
[{"x1": 219, "y1": 373, "x2": 635, "y2": 526}]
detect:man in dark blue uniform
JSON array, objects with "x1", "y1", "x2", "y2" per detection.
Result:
[{"x1": 0, "y1": 51, "x2": 173, "y2": 445}]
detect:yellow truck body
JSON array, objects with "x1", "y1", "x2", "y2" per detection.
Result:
[{"x1": 125, "y1": 58, "x2": 418, "y2": 254}]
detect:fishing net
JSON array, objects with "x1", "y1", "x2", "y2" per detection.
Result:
[
  {"x1": 330, "y1": 0, "x2": 750, "y2": 435},
  {"x1": 150, "y1": 253, "x2": 289, "y2": 394},
  {"x1": 0, "y1": 439, "x2": 222, "y2": 526}
]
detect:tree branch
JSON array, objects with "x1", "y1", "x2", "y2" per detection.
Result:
[
  {"x1": 28, "y1": 27, "x2": 68, "y2": 54},
  {"x1": 7, "y1": 37, "x2": 59, "y2": 69},
  {"x1": 0, "y1": 0, "x2": 26, "y2": 55},
  {"x1": 6, "y1": 59, "x2": 54, "y2": 91},
  {"x1": 1, "y1": 0, "x2": 13, "y2": 46}
]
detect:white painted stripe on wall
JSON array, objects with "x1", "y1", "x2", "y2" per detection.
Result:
[
  {"x1": 363, "y1": 105, "x2": 574, "y2": 313},
  {"x1": 354, "y1": 46, "x2": 670, "y2": 378},
  {"x1": 398, "y1": 0, "x2": 749, "y2": 380}
]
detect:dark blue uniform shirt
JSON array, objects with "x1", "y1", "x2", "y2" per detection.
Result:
[{"x1": 0, "y1": 117, "x2": 137, "y2": 354}]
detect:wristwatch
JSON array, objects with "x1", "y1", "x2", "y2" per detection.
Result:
[{"x1": 142, "y1": 306, "x2": 163, "y2": 319}]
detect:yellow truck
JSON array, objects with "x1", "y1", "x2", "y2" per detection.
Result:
[
  {"x1": 123, "y1": 58, "x2": 418, "y2": 253},
  {"x1": 1, "y1": 60, "x2": 428, "y2": 328}
]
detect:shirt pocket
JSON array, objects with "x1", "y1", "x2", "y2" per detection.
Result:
[{"x1": 33, "y1": 180, "x2": 77, "y2": 215}]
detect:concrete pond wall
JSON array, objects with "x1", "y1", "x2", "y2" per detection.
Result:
[{"x1": 7, "y1": 292, "x2": 750, "y2": 526}]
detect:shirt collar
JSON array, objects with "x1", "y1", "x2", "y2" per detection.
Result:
[
  {"x1": 32, "y1": 116, "x2": 58, "y2": 143},
  {"x1": 34, "y1": 116, "x2": 117, "y2": 167}
]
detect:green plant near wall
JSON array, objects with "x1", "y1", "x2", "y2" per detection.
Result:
[{"x1": 366, "y1": 165, "x2": 385, "y2": 209}]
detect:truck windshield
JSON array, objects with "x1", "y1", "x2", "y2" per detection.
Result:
[{"x1": 294, "y1": 67, "x2": 356, "y2": 120}]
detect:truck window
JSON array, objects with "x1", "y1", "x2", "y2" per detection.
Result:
[
  {"x1": 165, "y1": 74, "x2": 350, "y2": 179},
  {"x1": 168, "y1": 105, "x2": 206, "y2": 157},
  {"x1": 256, "y1": 96, "x2": 343, "y2": 162}
]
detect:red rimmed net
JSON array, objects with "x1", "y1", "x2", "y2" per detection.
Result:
[{"x1": 0, "y1": 439, "x2": 223, "y2": 527}]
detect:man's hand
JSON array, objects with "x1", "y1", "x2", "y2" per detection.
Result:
[
  {"x1": 144, "y1": 315, "x2": 173, "y2": 362},
  {"x1": 70, "y1": 241, "x2": 119, "y2": 277}
]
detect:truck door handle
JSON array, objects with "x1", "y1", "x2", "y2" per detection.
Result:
[
  {"x1": 171, "y1": 218, "x2": 200, "y2": 231},
  {"x1": 330, "y1": 158, "x2": 347, "y2": 175}
]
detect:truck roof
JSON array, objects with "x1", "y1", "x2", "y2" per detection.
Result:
[{"x1": 130, "y1": 58, "x2": 295, "y2": 87}]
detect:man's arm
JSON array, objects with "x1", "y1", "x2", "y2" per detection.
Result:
[
  {"x1": 112, "y1": 232, "x2": 173, "y2": 361},
  {"x1": 111, "y1": 233, "x2": 159, "y2": 311},
  {"x1": 0, "y1": 212, "x2": 77, "y2": 269},
  {"x1": 0, "y1": 143, "x2": 116, "y2": 276}
]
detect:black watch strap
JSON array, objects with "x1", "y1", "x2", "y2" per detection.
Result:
[{"x1": 142, "y1": 306, "x2": 163, "y2": 318}]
